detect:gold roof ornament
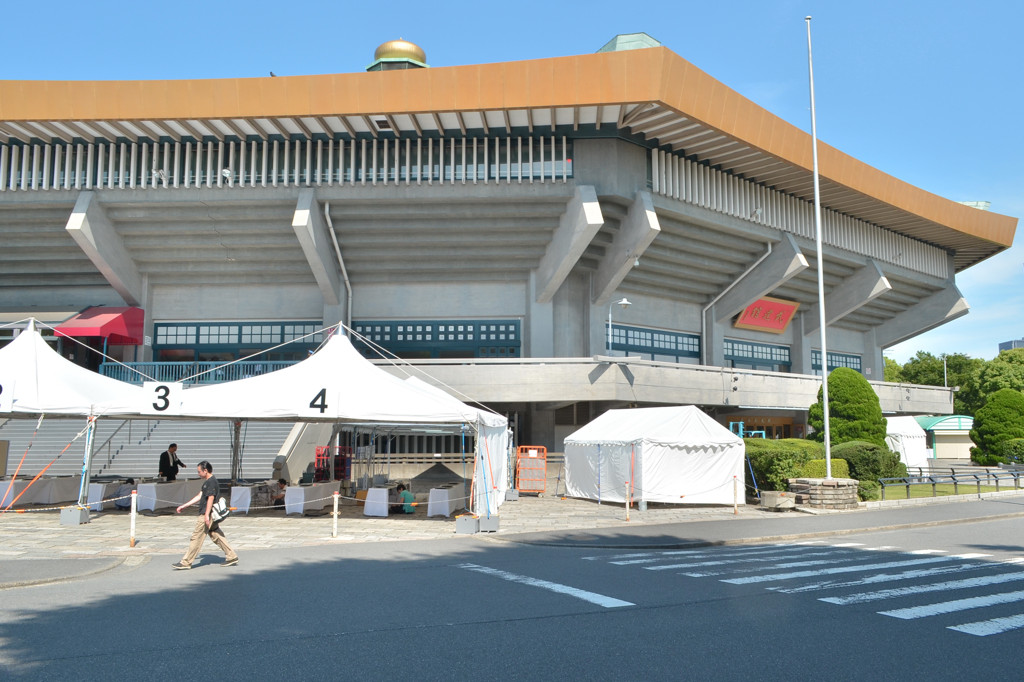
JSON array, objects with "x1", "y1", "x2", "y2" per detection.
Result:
[
  {"x1": 368, "y1": 39, "x2": 428, "y2": 70},
  {"x1": 374, "y1": 39, "x2": 426, "y2": 63}
]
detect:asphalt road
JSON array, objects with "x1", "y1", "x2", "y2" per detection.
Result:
[{"x1": 4, "y1": 517, "x2": 1024, "y2": 680}]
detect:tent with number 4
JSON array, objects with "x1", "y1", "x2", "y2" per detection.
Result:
[
  {"x1": 563, "y1": 405, "x2": 744, "y2": 506},
  {"x1": 163, "y1": 328, "x2": 509, "y2": 514}
]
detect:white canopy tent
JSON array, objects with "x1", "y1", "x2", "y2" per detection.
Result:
[
  {"x1": 0, "y1": 321, "x2": 144, "y2": 417},
  {"x1": 885, "y1": 416, "x2": 929, "y2": 471},
  {"x1": 1, "y1": 322, "x2": 508, "y2": 515},
  {"x1": 160, "y1": 331, "x2": 509, "y2": 514},
  {"x1": 563, "y1": 405, "x2": 745, "y2": 506}
]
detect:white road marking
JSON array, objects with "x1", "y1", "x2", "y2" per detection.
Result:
[
  {"x1": 721, "y1": 555, "x2": 960, "y2": 585},
  {"x1": 458, "y1": 563, "x2": 634, "y2": 608},
  {"x1": 611, "y1": 544, "x2": 823, "y2": 566},
  {"x1": 680, "y1": 552, "x2": 866, "y2": 577},
  {"x1": 642, "y1": 547, "x2": 837, "y2": 571},
  {"x1": 949, "y1": 613, "x2": 1024, "y2": 636},
  {"x1": 771, "y1": 561, "x2": 991, "y2": 594},
  {"x1": 821, "y1": 568, "x2": 1024, "y2": 605},
  {"x1": 879, "y1": 589, "x2": 1024, "y2": 620}
]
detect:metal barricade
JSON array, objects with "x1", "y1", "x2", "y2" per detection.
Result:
[{"x1": 516, "y1": 445, "x2": 547, "y2": 494}]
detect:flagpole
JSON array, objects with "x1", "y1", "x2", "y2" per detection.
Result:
[{"x1": 806, "y1": 16, "x2": 832, "y2": 478}]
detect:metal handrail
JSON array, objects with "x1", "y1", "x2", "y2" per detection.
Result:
[
  {"x1": 99, "y1": 360, "x2": 295, "y2": 385},
  {"x1": 879, "y1": 470, "x2": 1023, "y2": 500},
  {"x1": 91, "y1": 419, "x2": 129, "y2": 469}
]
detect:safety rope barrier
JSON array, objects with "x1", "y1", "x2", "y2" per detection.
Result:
[{"x1": 0, "y1": 413, "x2": 93, "y2": 509}]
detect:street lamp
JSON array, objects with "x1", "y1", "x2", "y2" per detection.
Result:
[{"x1": 608, "y1": 297, "x2": 631, "y2": 354}]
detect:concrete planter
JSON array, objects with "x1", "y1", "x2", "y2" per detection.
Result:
[{"x1": 760, "y1": 490, "x2": 795, "y2": 510}]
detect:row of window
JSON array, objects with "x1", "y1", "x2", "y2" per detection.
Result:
[
  {"x1": 153, "y1": 322, "x2": 325, "y2": 361},
  {"x1": 611, "y1": 323, "x2": 862, "y2": 374},
  {"x1": 352, "y1": 320, "x2": 521, "y2": 360},
  {"x1": 3, "y1": 320, "x2": 864, "y2": 374}
]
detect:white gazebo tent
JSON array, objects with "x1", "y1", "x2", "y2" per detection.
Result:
[
  {"x1": 563, "y1": 405, "x2": 745, "y2": 506},
  {"x1": 0, "y1": 321, "x2": 147, "y2": 512},
  {"x1": 1, "y1": 322, "x2": 508, "y2": 516},
  {"x1": 0, "y1": 321, "x2": 144, "y2": 417},
  {"x1": 885, "y1": 416, "x2": 929, "y2": 471},
  {"x1": 164, "y1": 330, "x2": 509, "y2": 515}
]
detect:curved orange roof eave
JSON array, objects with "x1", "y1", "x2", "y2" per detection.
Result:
[{"x1": 0, "y1": 47, "x2": 1015, "y2": 247}]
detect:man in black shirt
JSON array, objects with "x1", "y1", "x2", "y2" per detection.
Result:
[
  {"x1": 171, "y1": 461, "x2": 238, "y2": 569},
  {"x1": 158, "y1": 443, "x2": 185, "y2": 481}
]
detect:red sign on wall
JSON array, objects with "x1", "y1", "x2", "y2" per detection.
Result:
[{"x1": 734, "y1": 296, "x2": 800, "y2": 334}]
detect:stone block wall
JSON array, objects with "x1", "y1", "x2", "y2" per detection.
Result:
[{"x1": 787, "y1": 477, "x2": 859, "y2": 509}]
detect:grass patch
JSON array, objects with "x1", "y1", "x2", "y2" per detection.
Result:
[{"x1": 880, "y1": 482, "x2": 1022, "y2": 499}]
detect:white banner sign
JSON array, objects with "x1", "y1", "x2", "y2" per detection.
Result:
[{"x1": 141, "y1": 381, "x2": 185, "y2": 416}]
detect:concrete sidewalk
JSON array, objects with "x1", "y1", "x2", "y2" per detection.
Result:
[{"x1": 3, "y1": 489, "x2": 1024, "y2": 562}]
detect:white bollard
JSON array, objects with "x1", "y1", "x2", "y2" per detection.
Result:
[
  {"x1": 332, "y1": 491, "x2": 339, "y2": 538},
  {"x1": 130, "y1": 490, "x2": 137, "y2": 547}
]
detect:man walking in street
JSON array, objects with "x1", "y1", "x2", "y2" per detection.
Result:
[{"x1": 172, "y1": 461, "x2": 238, "y2": 569}]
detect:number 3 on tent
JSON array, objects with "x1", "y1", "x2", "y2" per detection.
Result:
[{"x1": 310, "y1": 388, "x2": 328, "y2": 414}]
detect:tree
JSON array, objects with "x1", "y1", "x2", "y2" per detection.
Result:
[
  {"x1": 897, "y1": 351, "x2": 986, "y2": 416},
  {"x1": 808, "y1": 367, "x2": 887, "y2": 447},
  {"x1": 883, "y1": 356, "x2": 904, "y2": 382},
  {"x1": 976, "y1": 348, "x2": 1024, "y2": 397},
  {"x1": 970, "y1": 388, "x2": 1024, "y2": 459}
]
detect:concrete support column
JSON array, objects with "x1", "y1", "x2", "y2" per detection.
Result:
[
  {"x1": 790, "y1": 313, "x2": 812, "y2": 375},
  {"x1": 528, "y1": 271, "x2": 554, "y2": 357},
  {"x1": 704, "y1": 305, "x2": 725, "y2": 368}
]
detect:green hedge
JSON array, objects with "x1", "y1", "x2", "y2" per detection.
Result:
[
  {"x1": 858, "y1": 480, "x2": 881, "y2": 501},
  {"x1": 993, "y1": 438, "x2": 1024, "y2": 464},
  {"x1": 799, "y1": 458, "x2": 850, "y2": 479},
  {"x1": 831, "y1": 440, "x2": 907, "y2": 483},
  {"x1": 745, "y1": 439, "x2": 823, "y2": 491}
]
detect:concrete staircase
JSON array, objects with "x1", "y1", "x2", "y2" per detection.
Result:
[{"x1": 0, "y1": 417, "x2": 293, "y2": 481}]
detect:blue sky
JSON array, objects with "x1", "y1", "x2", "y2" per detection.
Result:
[{"x1": 6, "y1": 1, "x2": 1021, "y2": 362}]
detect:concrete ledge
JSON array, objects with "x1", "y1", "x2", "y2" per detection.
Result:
[{"x1": 864, "y1": 488, "x2": 1024, "y2": 509}]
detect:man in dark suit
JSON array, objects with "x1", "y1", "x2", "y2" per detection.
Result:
[{"x1": 158, "y1": 443, "x2": 185, "y2": 481}]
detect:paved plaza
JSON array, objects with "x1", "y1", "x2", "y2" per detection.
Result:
[{"x1": 0, "y1": 490, "x2": 775, "y2": 561}]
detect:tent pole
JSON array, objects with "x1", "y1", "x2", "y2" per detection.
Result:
[
  {"x1": 461, "y1": 426, "x2": 468, "y2": 511},
  {"x1": 231, "y1": 419, "x2": 242, "y2": 482},
  {"x1": 75, "y1": 415, "x2": 97, "y2": 507}
]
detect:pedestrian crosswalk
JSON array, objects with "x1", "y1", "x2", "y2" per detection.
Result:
[{"x1": 584, "y1": 541, "x2": 1024, "y2": 637}]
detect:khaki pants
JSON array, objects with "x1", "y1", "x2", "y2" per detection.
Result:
[{"x1": 180, "y1": 516, "x2": 237, "y2": 566}]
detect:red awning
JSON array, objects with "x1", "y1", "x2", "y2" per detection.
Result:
[{"x1": 54, "y1": 307, "x2": 144, "y2": 345}]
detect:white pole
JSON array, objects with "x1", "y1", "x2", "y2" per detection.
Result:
[
  {"x1": 129, "y1": 490, "x2": 137, "y2": 547},
  {"x1": 332, "y1": 491, "x2": 339, "y2": 538},
  {"x1": 607, "y1": 305, "x2": 613, "y2": 352},
  {"x1": 806, "y1": 16, "x2": 832, "y2": 479},
  {"x1": 733, "y1": 475, "x2": 738, "y2": 515}
]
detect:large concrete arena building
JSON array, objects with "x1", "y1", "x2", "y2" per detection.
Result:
[{"x1": 0, "y1": 34, "x2": 1017, "y2": 450}]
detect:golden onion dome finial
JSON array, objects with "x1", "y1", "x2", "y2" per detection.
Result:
[{"x1": 374, "y1": 39, "x2": 427, "y2": 65}]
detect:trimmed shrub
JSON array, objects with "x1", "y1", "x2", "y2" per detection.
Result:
[
  {"x1": 832, "y1": 440, "x2": 907, "y2": 483},
  {"x1": 745, "y1": 439, "x2": 823, "y2": 491},
  {"x1": 800, "y1": 458, "x2": 850, "y2": 479},
  {"x1": 972, "y1": 452, "x2": 1006, "y2": 467},
  {"x1": 807, "y1": 367, "x2": 887, "y2": 447},
  {"x1": 858, "y1": 480, "x2": 881, "y2": 501},
  {"x1": 994, "y1": 438, "x2": 1024, "y2": 464},
  {"x1": 971, "y1": 389, "x2": 1024, "y2": 459}
]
